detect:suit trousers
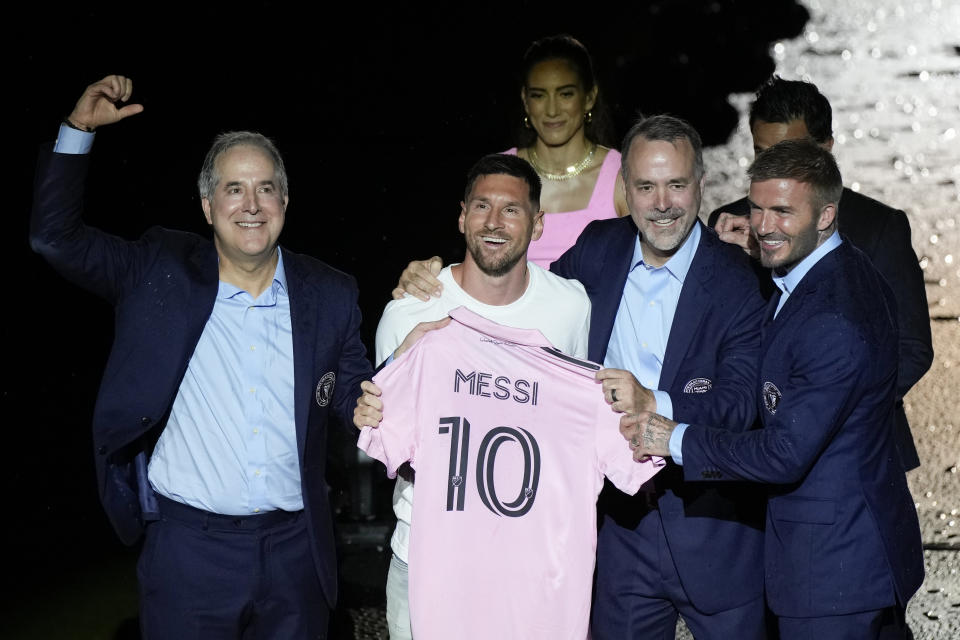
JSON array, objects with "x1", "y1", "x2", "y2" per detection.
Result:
[
  {"x1": 593, "y1": 507, "x2": 767, "y2": 640},
  {"x1": 778, "y1": 606, "x2": 909, "y2": 640},
  {"x1": 138, "y1": 495, "x2": 329, "y2": 640}
]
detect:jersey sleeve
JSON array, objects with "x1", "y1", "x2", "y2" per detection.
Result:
[
  {"x1": 357, "y1": 340, "x2": 426, "y2": 477},
  {"x1": 594, "y1": 397, "x2": 665, "y2": 494}
]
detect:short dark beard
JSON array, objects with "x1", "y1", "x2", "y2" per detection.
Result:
[{"x1": 472, "y1": 247, "x2": 525, "y2": 277}]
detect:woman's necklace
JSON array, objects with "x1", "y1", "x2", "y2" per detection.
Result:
[{"x1": 528, "y1": 143, "x2": 596, "y2": 181}]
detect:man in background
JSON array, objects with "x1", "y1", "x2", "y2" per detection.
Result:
[{"x1": 710, "y1": 76, "x2": 933, "y2": 470}]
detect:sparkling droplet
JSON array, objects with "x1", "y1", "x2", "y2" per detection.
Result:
[
  {"x1": 919, "y1": 70, "x2": 930, "y2": 82},
  {"x1": 841, "y1": 49, "x2": 852, "y2": 60},
  {"x1": 851, "y1": 182, "x2": 861, "y2": 192},
  {"x1": 931, "y1": 234, "x2": 940, "y2": 244}
]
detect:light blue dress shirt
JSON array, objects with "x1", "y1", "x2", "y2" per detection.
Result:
[
  {"x1": 771, "y1": 230, "x2": 842, "y2": 318},
  {"x1": 148, "y1": 255, "x2": 299, "y2": 515},
  {"x1": 604, "y1": 222, "x2": 703, "y2": 422},
  {"x1": 669, "y1": 230, "x2": 843, "y2": 463},
  {"x1": 56, "y1": 124, "x2": 301, "y2": 515}
]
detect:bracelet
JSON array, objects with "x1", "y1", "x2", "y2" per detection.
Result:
[{"x1": 62, "y1": 117, "x2": 95, "y2": 133}]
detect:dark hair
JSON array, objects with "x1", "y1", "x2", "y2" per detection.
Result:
[
  {"x1": 748, "y1": 139, "x2": 842, "y2": 213},
  {"x1": 620, "y1": 114, "x2": 704, "y2": 180},
  {"x1": 198, "y1": 131, "x2": 288, "y2": 198},
  {"x1": 749, "y1": 76, "x2": 833, "y2": 144},
  {"x1": 464, "y1": 153, "x2": 542, "y2": 210},
  {"x1": 516, "y1": 34, "x2": 616, "y2": 148}
]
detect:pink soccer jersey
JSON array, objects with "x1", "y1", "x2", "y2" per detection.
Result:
[{"x1": 358, "y1": 307, "x2": 664, "y2": 640}]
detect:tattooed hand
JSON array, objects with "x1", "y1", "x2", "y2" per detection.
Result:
[{"x1": 620, "y1": 411, "x2": 677, "y2": 461}]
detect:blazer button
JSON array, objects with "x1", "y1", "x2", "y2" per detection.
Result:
[
  {"x1": 97, "y1": 445, "x2": 107, "y2": 455},
  {"x1": 141, "y1": 417, "x2": 152, "y2": 426}
]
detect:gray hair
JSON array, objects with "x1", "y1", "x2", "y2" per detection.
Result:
[
  {"x1": 197, "y1": 131, "x2": 288, "y2": 199},
  {"x1": 620, "y1": 114, "x2": 705, "y2": 180}
]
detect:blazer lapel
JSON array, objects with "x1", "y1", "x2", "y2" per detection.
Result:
[
  {"x1": 281, "y1": 248, "x2": 317, "y2": 461},
  {"x1": 660, "y1": 225, "x2": 713, "y2": 390},
  {"x1": 761, "y1": 289, "x2": 780, "y2": 345},
  {"x1": 185, "y1": 242, "x2": 220, "y2": 343},
  {"x1": 591, "y1": 219, "x2": 638, "y2": 363}
]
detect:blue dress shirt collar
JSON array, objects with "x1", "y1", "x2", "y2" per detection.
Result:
[
  {"x1": 631, "y1": 221, "x2": 702, "y2": 283},
  {"x1": 772, "y1": 230, "x2": 842, "y2": 298}
]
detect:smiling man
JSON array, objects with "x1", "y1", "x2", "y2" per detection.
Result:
[
  {"x1": 550, "y1": 114, "x2": 769, "y2": 640},
  {"x1": 625, "y1": 139, "x2": 924, "y2": 639},
  {"x1": 365, "y1": 153, "x2": 591, "y2": 639},
  {"x1": 708, "y1": 77, "x2": 932, "y2": 472},
  {"x1": 29, "y1": 75, "x2": 372, "y2": 639},
  {"x1": 388, "y1": 116, "x2": 771, "y2": 639}
]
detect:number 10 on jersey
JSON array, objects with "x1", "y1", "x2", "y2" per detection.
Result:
[{"x1": 438, "y1": 416, "x2": 542, "y2": 518}]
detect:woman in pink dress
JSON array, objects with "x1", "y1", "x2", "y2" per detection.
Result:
[
  {"x1": 393, "y1": 35, "x2": 628, "y2": 299},
  {"x1": 510, "y1": 34, "x2": 628, "y2": 267}
]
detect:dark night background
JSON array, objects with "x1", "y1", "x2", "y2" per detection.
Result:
[{"x1": 6, "y1": 1, "x2": 808, "y2": 635}]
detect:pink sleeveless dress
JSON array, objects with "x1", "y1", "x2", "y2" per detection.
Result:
[{"x1": 506, "y1": 147, "x2": 622, "y2": 268}]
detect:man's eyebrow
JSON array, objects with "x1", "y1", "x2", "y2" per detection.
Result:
[{"x1": 748, "y1": 198, "x2": 792, "y2": 213}]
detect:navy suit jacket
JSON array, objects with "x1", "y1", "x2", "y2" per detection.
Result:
[
  {"x1": 551, "y1": 216, "x2": 768, "y2": 613},
  {"x1": 29, "y1": 147, "x2": 373, "y2": 607},
  {"x1": 681, "y1": 240, "x2": 924, "y2": 617},
  {"x1": 708, "y1": 189, "x2": 933, "y2": 470}
]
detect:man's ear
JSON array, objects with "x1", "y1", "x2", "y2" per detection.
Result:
[
  {"x1": 458, "y1": 202, "x2": 466, "y2": 234},
  {"x1": 531, "y1": 210, "x2": 545, "y2": 242},
  {"x1": 202, "y1": 198, "x2": 212, "y2": 224},
  {"x1": 817, "y1": 202, "x2": 837, "y2": 231}
]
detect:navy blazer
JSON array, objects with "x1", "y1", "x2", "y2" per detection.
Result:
[
  {"x1": 29, "y1": 147, "x2": 373, "y2": 607},
  {"x1": 551, "y1": 216, "x2": 768, "y2": 613},
  {"x1": 681, "y1": 240, "x2": 924, "y2": 617},
  {"x1": 709, "y1": 189, "x2": 933, "y2": 470}
]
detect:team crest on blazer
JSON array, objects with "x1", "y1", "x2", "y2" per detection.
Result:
[
  {"x1": 762, "y1": 381, "x2": 782, "y2": 414},
  {"x1": 316, "y1": 372, "x2": 336, "y2": 407},
  {"x1": 683, "y1": 377, "x2": 712, "y2": 394}
]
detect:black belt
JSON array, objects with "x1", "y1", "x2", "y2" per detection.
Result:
[{"x1": 155, "y1": 494, "x2": 303, "y2": 531}]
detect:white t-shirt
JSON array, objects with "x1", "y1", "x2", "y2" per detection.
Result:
[
  {"x1": 360, "y1": 307, "x2": 664, "y2": 640},
  {"x1": 374, "y1": 262, "x2": 591, "y2": 562}
]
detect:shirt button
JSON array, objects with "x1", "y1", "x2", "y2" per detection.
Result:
[
  {"x1": 254, "y1": 508, "x2": 261, "y2": 513},
  {"x1": 250, "y1": 345, "x2": 256, "y2": 351},
  {"x1": 253, "y1": 428, "x2": 260, "y2": 435},
  {"x1": 250, "y1": 387, "x2": 256, "y2": 394},
  {"x1": 641, "y1": 342, "x2": 648, "y2": 349},
  {"x1": 649, "y1": 301, "x2": 655, "y2": 307},
  {"x1": 254, "y1": 470, "x2": 261, "y2": 476}
]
